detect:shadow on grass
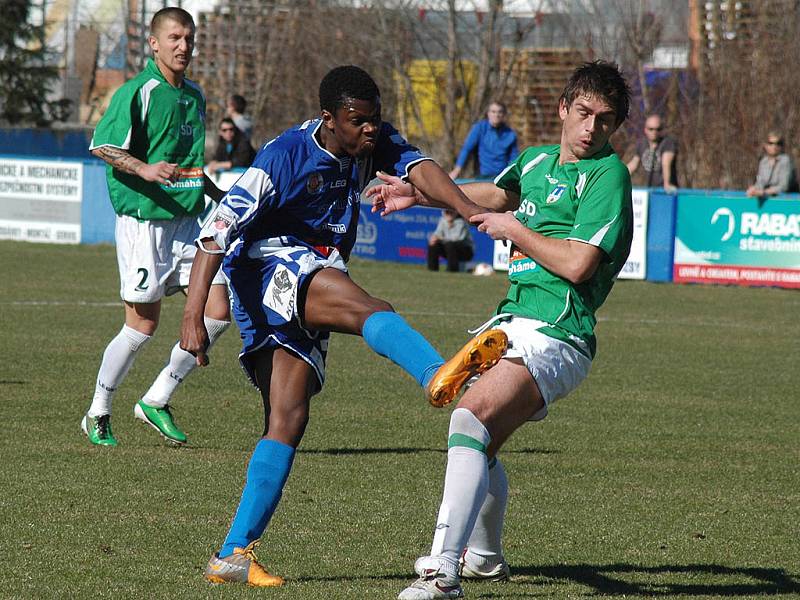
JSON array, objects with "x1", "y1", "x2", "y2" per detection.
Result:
[
  {"x1": 511, "y1": 563, "x2": 800, "y2": 596},
  {"x1": 294, "y1": 564, "x2": 799, "y2": 596},
  {"x1": 297, "y1": 447, "x2": 559, "y2": 456}
]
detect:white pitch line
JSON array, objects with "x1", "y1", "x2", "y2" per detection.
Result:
[{"x1": 2, "y1": 302, "x2": 790, "y2": 332}]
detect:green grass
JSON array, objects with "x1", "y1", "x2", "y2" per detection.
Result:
[{"x1": 1, "y1": 239, "x2": 798, "y2": 599}]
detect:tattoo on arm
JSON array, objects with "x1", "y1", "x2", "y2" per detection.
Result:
[{"x1": 92, "y1": 146, "x2": 144, "y2": 177}]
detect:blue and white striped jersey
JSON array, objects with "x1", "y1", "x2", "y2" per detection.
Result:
[{"x1": 200, "y1": 118, "x2": 431, "y2": 262}]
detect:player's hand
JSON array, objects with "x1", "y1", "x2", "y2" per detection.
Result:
[
  {"x1": 180, "y1": 315, "x2": 210, "y2": 367},
  {"x1": 365, "y1": 170, "x2": 418, "y2": 216},
  {"x1": 139, "y1": 161, "x2": 179, "y2": 186},
  {"x1": 470, "y1": 211, "x2": 521, "y2": 242}
]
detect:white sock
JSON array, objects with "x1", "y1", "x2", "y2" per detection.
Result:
[
  {"x1": 88, "y1": 325, "x2": 151, "y2": 417},
  {"x1": 464, "y1": 457, "x2": 508, "y2": 567},
  {"x1": 429, "y1": 408, "x2": 490, "y2": 574},
  {"x1": 141, "y1": 317, "x2": 230, "y2": 408}
]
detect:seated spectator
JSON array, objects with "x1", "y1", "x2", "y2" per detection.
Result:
[
  {"x1": 427, "y1": 209, "x2": 474, "y2": 272},
  {"x1": 626, "y1": 114, "x2": 678, "y2": 193},
  {"x1": 226, "y1": 94, "x2": 253, "y2": 141},
  {"x1": 746, "y1": 132, "x2": 798, "y2": 197},
  {"x1": 207, "y1": 118, "x2": 255, "y2": 175},
  {"x1": 449, "y1": 101, "x2": 518, "y2": 180}
]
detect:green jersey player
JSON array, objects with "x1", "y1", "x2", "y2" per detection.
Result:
[
  {"x1": 81, "y1": 7, "x2": 230, "y2": 447},
  {"x1": 368, "y1": 61, "x2": 633, "y2": 600}
]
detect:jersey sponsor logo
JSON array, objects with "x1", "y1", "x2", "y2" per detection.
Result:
[
  {"x1": 307, "y1": 172, "x2": 324, "y2": 194},
  {"x1": 326, "y1": 223, "x2": 347, "y2": 233},
  {"x1": 508, "y1": 247, "x2": 537, "y2": 275},
  {"x1": 331, "y1": 179, "x2": 347, "y2": 189},
  {"x1": 517, "y1": 198, "x2": 537, "y2": 217},
  {"x1": 545, "y1": 173, "x2": 558, "y2": 184},
  {"x1": 546, "y1": 183, "x2": 567, "y2": 204}
]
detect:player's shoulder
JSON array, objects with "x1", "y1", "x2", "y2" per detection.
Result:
[
  {"x1": 252, "y1": 120, "x2": 315, "y2": 170},
  {"x1": 517, "y1": 144, "x2": 559, "y2": 166},
  {"x1": 582, "y1": 145, "x2": 628, "y2": 174}
]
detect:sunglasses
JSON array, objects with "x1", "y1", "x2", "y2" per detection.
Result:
[{"x1": 766, "y1": 140, "x2": 783, "y2": 146}]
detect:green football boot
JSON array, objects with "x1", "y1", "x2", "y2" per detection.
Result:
[
  {"x1": 134, "y1": 400, "x2": 187, "y2": 445},
  {"x1": 81, "y1": 413, "x2": 118, "y2": 446}
]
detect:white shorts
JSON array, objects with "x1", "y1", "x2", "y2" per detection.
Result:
[
  {"x1": 115, "y1": 214, "x2": 226, "y2": 304},
  {"x1": 493, "y1": 316, "x2": 592, "y2": 421}
]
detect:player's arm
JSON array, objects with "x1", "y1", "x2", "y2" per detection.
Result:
[
  {"x1": 460, "y1": 181, "x2": 520, "y2": 212},
  {"x1": 180, "y1": 239, "x2": 224, "y2": 366},
  {"x1": 368, "y1": 168, "x2": 517, "y2": 216},
  {"x1": 471, "y1": 211, "x2": 603, "y2": 284},
  {"x1": 406, "y1": 160, "x2": 485, "y2": 219},
  {"x1": 91, "y1": 145, "x2": 178, "y2": 185}
]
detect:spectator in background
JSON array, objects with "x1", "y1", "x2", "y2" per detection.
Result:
[
  {"x1": 226, "y1": 94, "x2": 253, "y2": 141},
  {"x1": 449, "y1": 101, "x2": 518, "y2": 180},
  {"x1": 626, "y1": 114, "x2": 678, "y2": 193},
  {"x1": 427, "y1": 208, "x2": 474, "y2": 272},
  {"x1": 207, "y1": 117, "x2": 255, "y2": 175},
  {"x1": 746, "y1": 132, "x2": 798, "y2": 197}
]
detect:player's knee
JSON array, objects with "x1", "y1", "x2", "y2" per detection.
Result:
[
  {"x1": 268, "y1": 405, "x2": 309, "y2": 443},
  {"x1": 449, "y1": 407, "x2": 491, "y2": 452}
]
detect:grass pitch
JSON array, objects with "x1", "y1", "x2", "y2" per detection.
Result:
[{"x1": 1, "y1": 240, "x2": 798, "y2": 599}]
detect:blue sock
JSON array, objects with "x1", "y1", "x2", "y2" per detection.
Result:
[
  {"x1": 219, "y1": 439, "x2": 296, "y2": 558},
  {"x1": 362, "y1": 311, "x2": 444, "y2": 388}
]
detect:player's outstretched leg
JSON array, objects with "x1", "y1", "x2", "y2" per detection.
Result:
[
  {"x1": 361, "y1": 311, "x2": 445, "y2": 389},
  {"x1": 135, "y1": 316, "x2": 230, "y2": 444},
  {"x1": 425, "y1": 329, "x2": 508, "y2": 408}
]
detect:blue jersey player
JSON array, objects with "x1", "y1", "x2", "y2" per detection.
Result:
[{"x1": 179, "y1": 66, "x2": 504, "y2": 586}]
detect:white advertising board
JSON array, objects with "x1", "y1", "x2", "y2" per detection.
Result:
[{"x1": 0, "y1": 158, "x2": 84, "y2": 244}]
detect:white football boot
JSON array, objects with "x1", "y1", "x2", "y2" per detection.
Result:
[{"x1": 398, "y1": 566, "x2": 464, "y2": 599}]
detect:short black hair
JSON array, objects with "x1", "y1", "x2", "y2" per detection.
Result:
[
  {"x1": 319, "y1": 66, "x2": 380, "y2": 113},
  {"x1": 229, "y1": 94, "x2": 247, "y2": 113},
  {"x1": 150, "y1": 7, "x2": 194, "y2": 35},
  {"x1": 559, "y1": 60, "x2": 631, "y2": 126}
]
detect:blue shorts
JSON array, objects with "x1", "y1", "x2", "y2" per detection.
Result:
[{"x1": 224, "y1": 242, "x2": 348, "y2": 392}]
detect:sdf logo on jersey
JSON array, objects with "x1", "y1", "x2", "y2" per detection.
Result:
[{"x1": 265, "y1": 265, "x2": 297, "y2": 322}]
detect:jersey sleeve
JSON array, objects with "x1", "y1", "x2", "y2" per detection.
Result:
[
  {"x1": 198, "y1": 138, "x2": 292, "y2": 252},
  {"x1": 89, "y1": 82, "x2": 140, "y2": 151},
  {"x1": 567, "y1": 162, "x2": 632, "y2": 263},
  {"x1": 372, "y1": 122, "x2": 432, "y2": 182}
]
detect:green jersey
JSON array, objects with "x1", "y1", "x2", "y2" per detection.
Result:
[
  {"x1": 494, "y1": 143, "x2": 632, "y2": 358},
  {"x1": 90, "y1": 59, "x2": 206, "y2": 220}
]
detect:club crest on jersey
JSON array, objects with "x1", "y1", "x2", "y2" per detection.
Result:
[
  {"x1": 307, "y1": 172, "x2": 324, "y2": 194},
  {"x1": 546, "y1": 183, "x2": 567, "y2": 204}
]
